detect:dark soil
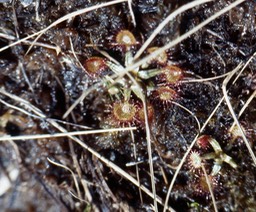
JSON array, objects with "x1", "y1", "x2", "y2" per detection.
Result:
[{"x1": 0, "y1": 0, "x2": 255, "y2": 211}]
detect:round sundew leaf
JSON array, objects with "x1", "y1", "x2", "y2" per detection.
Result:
[
  {"x1": 157, "y1": 86, "x2": 177, "y2": 102},
  {"x1": 147, "y1": 47, "x2": 168, "y2": 65},
  {"x1": 84, "y1": 57, "x2": 106, "y2": 76},
  {"x1": 161, "y1": 65, "x2": 183, "y2": 84},
  {"x1": 116, "y1": 30, "x2": 137, "y2": 46},
  {"x1": 189, "y1": 151, "x2": 202, "y2": 170},
  {"x1": 113, "y1": 101, "x2": 137, "y2": 123},
  {"x1": 197, "y1": 135, "x2": 211, "y2": 150}
]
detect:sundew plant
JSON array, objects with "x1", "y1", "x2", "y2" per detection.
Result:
[{"x1": 0, "y1": 0, "x2": 255, "y2": 211}]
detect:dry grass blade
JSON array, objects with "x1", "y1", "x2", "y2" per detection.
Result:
[
  {"x1": 163, "y1": 133, "x2": 200, "y2": 212},
  {"x1": 0, "y1": 98, "x2": 42, "y2": 120},
  {"x1": 171, "y1": 101, "x2": 201, "y2": 131},
  {"x1": 0, "y1": 88, "x2": 46, "y2": 118},
  {"x1": 26, "y1": 0, "x2": 128, "y2": 54},
  {"x1": 134, "y1": 0, "x2": 214, "y2": 60},
  {"x1": 0, "y1": 0, "x2": 128, "y2": 53},
  {"x1": 123, "y1": 0, "x2": 246, "y2": 77},
  {"x1": 68, "y1": 190, "x2": 89, "y2": 203},
  {"x1": 0, "y1": 32, "x2": 61, "y2": 52},
  {"x1": 230, "y1": 89, "x2": 256, "y2": 131},
  {"x1": 0, "y1": 128, "x2": 136, "y2": 141},
  {"x1": 142, "y1": 97, "x2": 158, "y2": 211},
  {"x1": 130, "y1": 129, "x2": 143, "y2": 204},
  {"x1": 163, "y1": 62, "x2": 245, "y2": 211},
  {"x1": 47, "y1": 118, "x2": 173, "y2": 210},
  {"x1": 180, "y1": 72, "x2": 230, "y2": 83},
  {"x1": 128, "y1": 0, "x2": 136, "y2": 27},
  {"x1": 62, "y1": 82, "x2": 103, "y2": 119},
  {"x1": 47, "y1": 158, "x2": 82, "y2": 200},
  {"x1": 222, "y1": 65, "x2": 256, "y2": 166},
  {"x1": 0, "y1": 85, "x2": 173, "y2": 211},
  {"x1": 160, "y1": 0, "x2": 246, "y2": 210},
  {"x1": 119, "y1": 63, "x2": 159, "y2": 210},
  {"x1": 201, "y1": 165, "x2": 218, "y2": 212},
  {"x1": 229, "y1": 52, "x2": 256, "y2": 130}
]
